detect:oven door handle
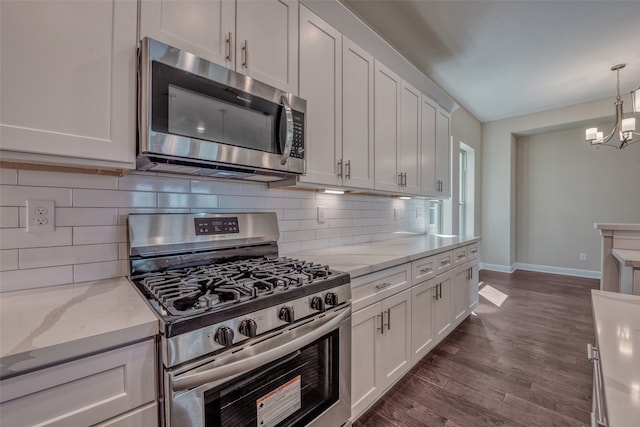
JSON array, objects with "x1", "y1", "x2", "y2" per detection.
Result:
[{"x1": 173, "y1": 306, "x2": 351, "y2": 392}]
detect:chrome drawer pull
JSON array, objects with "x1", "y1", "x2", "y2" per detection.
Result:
[
  {"x1": 420, "y1": 267, "x2": 432, "y2": 274},
  {"x1": 375, "y1": 282, "x2": 392, "y2": 290}
]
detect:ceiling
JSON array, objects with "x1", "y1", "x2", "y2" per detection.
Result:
[{"x1": 341, "y1": 0, "x2": 640, "y2": 123}]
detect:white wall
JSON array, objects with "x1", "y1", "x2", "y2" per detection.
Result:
[
  {"x1": 0, "y1": 169, "x2": 427, "y2": 292},
  {"x1": 482, "y1": 95, "x2": 640, "y2": 274}
]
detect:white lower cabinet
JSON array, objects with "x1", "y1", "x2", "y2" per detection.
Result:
[
  {"x1": 351, "y1": 264, "x2": 411, "y2": 421},
  {"x1": 0, "y1": 339, "x2": 156, "y2": 427},
  {"x1": 351, "y1": 242, "x2": 481, "y2": 422}
]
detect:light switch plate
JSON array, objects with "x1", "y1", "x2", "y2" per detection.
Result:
[{"x1": 317, "y1": 206, "x2": 326, "y2": 224}]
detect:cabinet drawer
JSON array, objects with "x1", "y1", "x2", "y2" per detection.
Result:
[
  {"x1": 0, "y1": 339, "x2": 156, "y2": 427},
  {"x1": 434, "y1": 250, "x2": 454, "y2": 275},
  {"x1": 412, "y1": 255, "x2": 437, "y2": 283},
  {"x1": 467, "y1": 243, "x2": 479, "y2": 260},
  {"x1": 452, "y1": 246, "x2": 468, "y2": 266},
  {"x1": 352, "y1": 263, "x2": 411, "y2": 312}
]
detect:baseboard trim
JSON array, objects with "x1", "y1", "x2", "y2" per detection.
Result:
[
  {"x1": 513, "y1": 263, "x2": 601, "y2": 279},
  {"x1": 479, "y1": 263, "x2": 516, "y2": 273}
]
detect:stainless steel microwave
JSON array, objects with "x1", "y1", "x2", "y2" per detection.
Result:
[{"x1": 137, "y1": 38, "x2": 306, "y2": 181}]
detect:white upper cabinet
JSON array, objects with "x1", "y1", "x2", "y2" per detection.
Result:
[
  {"x1": 374, "y1": 61, "x2": 402, "y2": 193},
  {"x1": 399, "y1": 81, "x2": 421, "y2": 195},
  {"x1": 0, "y1": 0, "x2": 137, "y2": 170},
  {"x1": 420, "y1": 96, "x2": 438, "y2": 195},
  {"x1": 140, "y1": 0, "x2": 298, "y2": 94},
  {"x1": 435, "y1": 109, "x2": 452, "y2": 197},
  {"x1": 298, "y1": 6, "x2": 342, "y2": 186},
  {"x1": 139, "y1": 0, "x2": 235, "y2": 69},
  {"x1": 235, "y1": 0, "x2": 298, "y2": 94},
  {"x1": 341, "y1": 38, "x2": 375, "y2": 189}
]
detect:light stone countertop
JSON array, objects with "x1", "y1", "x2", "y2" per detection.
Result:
[
  {"x1": 0, "y1": 278, "x2": 158, "y2": 380},
  {"x1": 612, "y1": 249, "x2": 640, "y2": 269},
  {"x1": 289, "y1": 234, "x2": 480, "y2": 278},
  {"x1": 591, "y1": 290, "x2": 640, "y2": 425}
]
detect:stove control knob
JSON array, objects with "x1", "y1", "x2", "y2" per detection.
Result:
[
  {"x1": 325, "y1": 292, "x2": 339, "y2": 306},
  {"x1": 311, "y1": 296, "x2": 325, "y2": 312},
  {"x1": 239, "y1": 319, "x2": 258, "y2": 338},
  {"x1": 214, "y1": 326, "x2": 234, "y2": 347},
  {"x1": 279, "y1": 306, "x2": 295, "y2": 323}
]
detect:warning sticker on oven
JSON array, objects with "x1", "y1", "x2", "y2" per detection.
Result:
[{"x1": 256, "y1": 375, "x2": 301, "y2": 427}]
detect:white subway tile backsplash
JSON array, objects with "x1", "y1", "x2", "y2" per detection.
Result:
[
  {"x1": 1, "y1": 250, "x2": 19, "y2": 271},
  {"x1": 73, "y1": 260, "x2": 128, "y2": 283},
  {"x1": 0, "y1": 186, "x2": 72, "y2": 207},
  {"x1": 19, "y1": 244, "x2": 119, "y2": 269},
  {"x1": 158, "y1": 193, "x2": 219, "y2": 209},
  {"x1": 0, "y1": 266, "x2": 73, "y2": 292},
  {"x1": 119, "y1": 173, "x2": 190, "y2": 193},
  {"x1": 0, "y1": 169, "x2": 18, "y2": 185},
  {"x1": 1, "y1": 169, "x2": 428, "y2": 292},
  {"x1": 0, "y1": 227, "x2": 72, "y2": 250},
  {"x1": 73, "y1": 225, "x2": 126, "y2": 245},
  {"x1": 19, "y1": 170, "x2": 118, "y2": 189},
  {"x1": 73, "y1": 189, "x2": 156, "y2": 208},
  {"x1": 0, "y1": 207, "x2": 19, "y2": 228},
  {"x1": 55, "y1": 208, "x2": 119, "y2": 226},
  {"x1": 218, "y1": 195, "x2": 264, "y2": 209}
]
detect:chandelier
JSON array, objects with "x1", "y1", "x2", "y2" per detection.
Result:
[{"x1": 585, "y1": 64, "x2": 640, "y2": 149}]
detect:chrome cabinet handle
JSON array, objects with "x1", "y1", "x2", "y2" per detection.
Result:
[
  {"x1": 398, "y1": 172, "x2": 403, "y2": 186},
  {"x1": 225, "y1": 32, "x2": 232, "y2": 61},
  {"x1": 378, "y1": 313, "x2": 384, "y2": 334},
  {"x1": 457, "y1": 253, "x2": 466, "y2": 259},
  {"x1": 375, "y1": 282, "x2": 392, "y2": 290},
  {"x1": 438, "y1": 283, "x2": 442, "y2": 299},
  {"x1": 440, "y1": 260, "x2": 450, "y2": 266},
  {"x1": 385, "y1": 308, "x2": 391, "y2": 330},
  {"x1": 345, "y1": 160, "x2": 351, "y2": 179},
  {"x1": 279, "y1": 95, "x2": 293, "y2": 165},
  {"x1": 241, "y1": 40, "x2": 248, "y2": 68},
  {"x1": 173, "y1": 307, "x2": 350, "y2": 392},
  {"x1": 337, "y1": 159, "x2": 343, "y2": 178},
  {"x1": 420, "y1": 267, "x2": 432, "y2": 274}
]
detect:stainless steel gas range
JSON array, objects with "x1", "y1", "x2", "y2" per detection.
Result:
[{"x1": 127, "y1": 212, "x2": 351, "y2": 427}]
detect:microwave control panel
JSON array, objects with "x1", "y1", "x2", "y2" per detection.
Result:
[{"x1": 289, "y1": 111, "x2": 305, "y2": 159}]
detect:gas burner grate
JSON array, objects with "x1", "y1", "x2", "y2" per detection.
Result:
[{"x1": 134, "y1": 256, "x2": 336, "y2": 316}]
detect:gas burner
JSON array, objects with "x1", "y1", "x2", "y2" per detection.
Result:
[{"x1": 133, "y1": 256, "x2": 340, "y2": 316}]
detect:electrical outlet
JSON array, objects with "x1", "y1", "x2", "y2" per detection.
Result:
[
  {"x1": 579, "y1": 252, "x2": 587, "y2": 261},
  {"x1": 27, "y1": 199, "x2": 55, "y2": 232},
  {"x1": 317, "y1": 206, "x2": 326, "y2": 224}
]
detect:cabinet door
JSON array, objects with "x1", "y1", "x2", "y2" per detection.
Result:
[
  {"x1": 298, "y1": 6, "x2": 342, "y2": 186},
  {"x1": 468, "y1": 261, "x2": 480, "y2": 312},
  {"x1": 139, "y1": 0, "x2": 235, "y2": 68},
  {"x1": 435, "y1": 109, "x2": 451, "y2": 197},
  {"x1": 399, "y1": 81, "x2": 421, "y2": 194},
  {"x1": 236, "y1": 0, "x2": 298, "y2": 94},
  {"x1": 451, "y1": 265, "x2": 469, "y2": 325},
  {"x1": 380, "y1": 289, "x2": 412, "y2": 387},
  {"x1": 411, "y1": 279, "x2": 436, "y2": 364},
  {"x1": 0, "y1": 0, "x2": 136, "y2": 169},
  {"x1": 373, "y1": 61, "x2": 401, "y2": 192},
  {"x1": 420, "y1": 95, "x2": 438, "y2": 195},
  {"x1": 342, "y1": 38, "x2": 375, "y2": 189},
  {"x1": 351, "y1": 303, "x2": 382, "y2": 420},
  {"x1": 434, "y1": 274, "x2": 452, "y2": 342}
]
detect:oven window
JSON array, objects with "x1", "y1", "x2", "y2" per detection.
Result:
[{"x1": 204, "y1": 331, "x2": 339, "y2": 427}]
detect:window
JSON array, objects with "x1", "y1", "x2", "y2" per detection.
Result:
[
  {"x1": 458, "y1": 142, "x2": 475, "y2": 236},
  {"x1": 428, "y1": 200, "x2": 443, "y2": 234},
  {"x1": 459, "y1": 149, "x2": 468, "y2": 236}
]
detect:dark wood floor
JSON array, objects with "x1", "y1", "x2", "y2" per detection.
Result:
[{"x1": 353, "y1": 270, "x2": 599, "y2": 427}]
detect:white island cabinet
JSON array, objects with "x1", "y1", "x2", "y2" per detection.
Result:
[{"x1": 0, "y1": 0, "x2": 137, "y2": 172}]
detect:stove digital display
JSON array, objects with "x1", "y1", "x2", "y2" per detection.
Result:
[{"x1": 194, "y1": 217, "x2": 240, "y2": 235}]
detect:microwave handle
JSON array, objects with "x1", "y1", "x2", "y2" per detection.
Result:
[{"x1": 279, "y1": 95, "x2": 294, "y2": 165}]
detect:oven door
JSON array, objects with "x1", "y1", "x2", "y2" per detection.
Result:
[{"x1": 166, "y1": 306, "x2": 351, "y2": 427}]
